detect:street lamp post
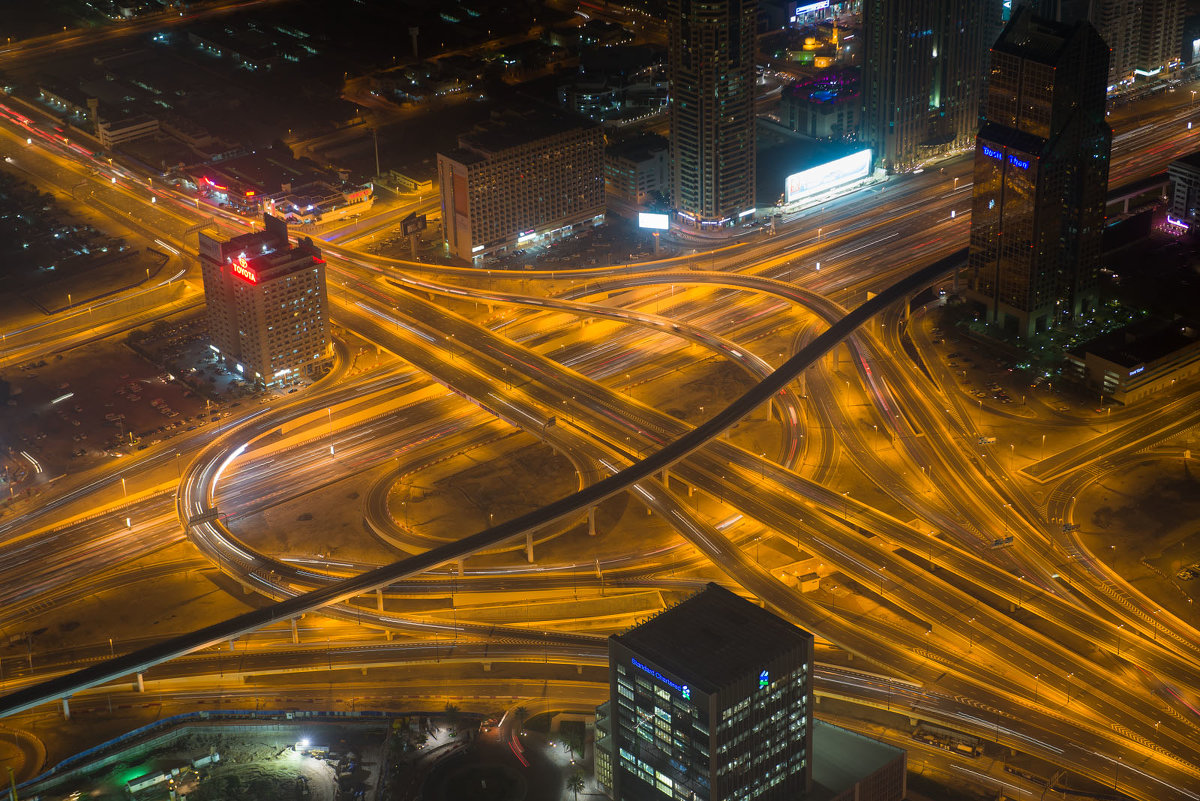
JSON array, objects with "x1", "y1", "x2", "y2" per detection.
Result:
[
  {"x1": 1066, "y1": 672, "x2": 1073, "y2": 705},
  {"x1": 1117, "y1": 623, "x2": 1125, "y2": 656},
  {"x1": 1033, "y1": 673, "x2": 1040, "y2": 705}
]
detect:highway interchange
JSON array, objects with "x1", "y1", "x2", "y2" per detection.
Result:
[{"x1": 2, "y1": 20, "x2": 1200, "y2": 800}]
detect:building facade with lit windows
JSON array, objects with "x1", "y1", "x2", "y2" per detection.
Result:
[
  {"x1": 667, "y1": 0, "x2": 758, "y2": 229},
  {"x1": 860, "y1": 0, "x2": 1000, "y2": 171},
  {"x1": 599, "y1": 583, "x2": 905, "y2": 801},
  {"x1": 966, "y1": 7, "x2": 1111, "y2": 338},
  {"x1": 437, "y1": 108, "x2": 604, "y2": 262},
  {"x1": 199, "y1": 213, "x2": 332, "y2": 387},
  {"x1": 607, "y1": 583, "x2": 815, "y2": 801}
]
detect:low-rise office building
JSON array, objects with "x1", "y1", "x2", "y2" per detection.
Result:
[
  {"x1": 605, "y1": 134, "x2": 669, "y2": 207},
  {"x1": 1065, "y1": 320, "x2": 1200, "y2": 404}
]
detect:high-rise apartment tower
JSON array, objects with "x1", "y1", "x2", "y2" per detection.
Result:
[
  {"x1": 861, "y1": 0, "x2": 1001, "y2": 171},
  {"x1": 667, "y1": 0, "x2": 758, "y2": 228}
]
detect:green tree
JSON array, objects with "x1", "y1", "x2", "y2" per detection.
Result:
[{"x1": 568, "y1": 771, "x2": 585, "y2": 801}]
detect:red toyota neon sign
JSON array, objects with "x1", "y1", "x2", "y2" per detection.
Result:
[{"x1": 231, "y1": 252, "x2": 257, "y2": 283}]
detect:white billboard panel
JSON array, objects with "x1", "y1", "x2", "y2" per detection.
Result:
[
  {"x1": 638, "y1": 212, "x2": 670, "y2": 230},
  {"x1": 785, "y1": 149, "x2": 872, "y2": 204}
]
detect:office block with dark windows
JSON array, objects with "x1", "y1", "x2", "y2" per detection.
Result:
[{"x1": 967, "y1": 7, "x2": 1111, "y2": 337}]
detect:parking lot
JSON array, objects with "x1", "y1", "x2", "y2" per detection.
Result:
[{"x1": 0, "y1": 314, "x2": 261, "y2": 511}]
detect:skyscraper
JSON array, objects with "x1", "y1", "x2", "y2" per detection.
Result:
[
  {"x1": 1027, "y1": 0, "x2": 1181, "y2": 85},
  {"x1": 607, "y1": 583, "x2": 815, "y2": 801},
  {"x1": 1137, "y1": 0, "x2": 1182, "y2": 77},
  {"x1": 861, "y1": 0, "x2": 1000, "y2": 171},
  {"x1": 1096, "y1": 0, "x2": 1142, "y2": 85},
  {"x1": 200, "y1": 214, "x2": 332, "y2": 386},
  {"x1": 966, "y1": 7, "x2": 1111, "y2": 337},
  {"x1": 667, "y1": 0, "x2": 757, "y2": 229}
]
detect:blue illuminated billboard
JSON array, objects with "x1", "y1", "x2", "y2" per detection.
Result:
[{"x1": 785, "y1": 149, "x2": 872, "y2": 204}]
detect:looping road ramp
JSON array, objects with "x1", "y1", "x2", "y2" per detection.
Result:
[{"x1": 0, "y1": 249, "x2": 962, "y2": 719}]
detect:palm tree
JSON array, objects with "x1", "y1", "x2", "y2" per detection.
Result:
[{"x1": 567, "y1": 771, "x2": 585, "y2": 801}]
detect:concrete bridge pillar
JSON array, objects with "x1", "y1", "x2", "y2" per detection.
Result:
[
  {"x1": 483, "y1": 662, "x2": 492, "y2": 672},
  {"x1": 526, "y1": 531, "x2": 534, "y2": 562},
  {"x1": 291, "y1": 618, "x2": 300, "y2": 644},
  {"x1": 588, "y1": 506, "x2": 596, "y2": 537},
  {"x1": 376, "y1": 588, "x2": 385, "y2": 612},
  {"x1": 62, "y1": 697, "x2": 70, "y2": 720},
  {"x1": 137, "y1": 673, "x2": 145, "y2": 693}
]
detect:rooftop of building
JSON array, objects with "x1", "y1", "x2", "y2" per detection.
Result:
[
  {"x1": 782, "y1": 67, "x2": 859, "y2": 105},
  {"x1": 807, "y1": 720, "x2": 906, "y2": 801},
  {"x1": 577, "y1": 43, "x2": 664, "y2": 77},
  {"x1": 187, "y1": 148, "x2": 336, "y2": 197},
  {"x1": 239, "y1": 237, "x2": 323, "y2": 280},
  {"x1": 605, "y1": 133, "x2": 668, "y2": 164},
  {"x1": 1170, "y1": 151, "x2": 1200, "y2": 174},
  {"x1": 453, "y1": 106, "x2": 597, "y2": 157},
  {"x1": 206, "y1": 213, "x2": 289, "y2": 259},
  {"x1": 1068, "y1": 319, "x2": 1200, "y2": 368},
  {"x1": 755, "y1": 120, "x2": 862, "y2": 205},
  {"x1": 993, "y1": 6, "x2": 1076, "y2": 66},
  {"x1": 613, "y1": 583, "x2": 811, "y2": 694}
]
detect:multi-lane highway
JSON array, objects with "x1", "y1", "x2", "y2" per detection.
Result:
[{"x1": 3, "y1": 53, "x2": 1200, "y2": 801}]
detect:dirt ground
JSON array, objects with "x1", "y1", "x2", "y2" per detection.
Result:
[
  {"x1": 1079, "y1": 455, "x2": 1200, "y2": 612},
  {"x1": 42, "y1": 722, "x2": 386, "y2": 801}
]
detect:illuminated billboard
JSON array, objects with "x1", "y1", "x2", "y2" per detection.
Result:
[
  {"x1": 231, "y1": 252, "x2": 257, "y2": 283},
  {"x1": 784, "y1": 149, "x2": 872, "y2": 204},
  {"x1": 639, "y1": 212, "x2": 670, "y2": 230}
]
